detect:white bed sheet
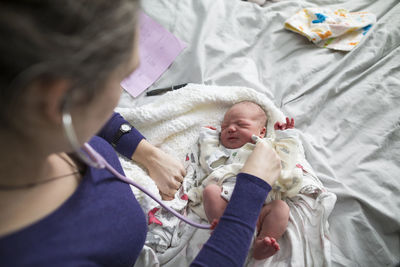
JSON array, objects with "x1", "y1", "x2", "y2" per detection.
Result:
[{"x1": 118, "y1": 0, "x2": 400, "y2": 266}]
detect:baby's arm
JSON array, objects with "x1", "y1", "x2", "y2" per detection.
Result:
[
  {"x1": 273, "y1": 117, "x2": 305, "y2": 197},
  {"x1": 198, "y1": 126, "x2": 221, "y2": 173}
]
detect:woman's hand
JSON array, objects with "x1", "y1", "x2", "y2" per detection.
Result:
[
  {"x1": 241, "y1": 139, "x2": 281, "y2": 186},
  {"x1": 132, "y1": 139, "x2": 186, "y2": 200}
]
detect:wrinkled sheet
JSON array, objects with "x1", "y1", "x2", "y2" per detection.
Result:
[{"x1": 118, "y1": 0, "x2": 400, "y2": 266}]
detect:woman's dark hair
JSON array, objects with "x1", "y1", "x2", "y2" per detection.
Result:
[{"x1": 0, "y1": 0, "x2": 140, "y2": 126}]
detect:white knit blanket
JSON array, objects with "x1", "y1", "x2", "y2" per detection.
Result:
[
  {"x1": 115, "y1": 84, "x2": 286, "y2": 206},
  {"x1": 115, "y1": 84, "x2": 336, "y2": 267}
]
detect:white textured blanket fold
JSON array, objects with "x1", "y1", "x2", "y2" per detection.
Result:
[{"x1": 116, "y1": 84, "x2": 336, "y2": 267}]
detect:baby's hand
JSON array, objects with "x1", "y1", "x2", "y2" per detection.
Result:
[{"x1": 274, "y1": 117, "x2": 294, "y2": 131}]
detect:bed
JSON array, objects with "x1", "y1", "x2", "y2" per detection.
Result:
[{"x1": 117, "y1": 0, "x2": 400, "y2": 266}]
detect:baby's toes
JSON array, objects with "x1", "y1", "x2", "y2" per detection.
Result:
[
  {"x1": 270, "y1": 237, "x2": 280, "y2": 251},
  {"x1": 273, "y1": 241, "x2": 280, "y2": 251},
  {"x1": 263, "y1": 236, "x2": 272, "y2": 246}
]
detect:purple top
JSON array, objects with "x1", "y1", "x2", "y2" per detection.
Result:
[{"x1": 0, "y1": 112, "x2": 271, "y2": 266}]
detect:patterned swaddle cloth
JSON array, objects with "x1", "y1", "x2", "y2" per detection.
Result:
[
  {"x1": 285, "y1": 8, "x2": 376, "y2": 51},
  {"x1": 187, "y1": 127, "x2": 306, "y2": 221}
]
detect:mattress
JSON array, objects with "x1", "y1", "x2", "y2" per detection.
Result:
[{"x1": 118, "y1": 0, "x2": 400, "y2": 266}]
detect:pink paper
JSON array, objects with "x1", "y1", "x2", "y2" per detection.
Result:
[{"x1": 121, "y1": 12, "x2": 186, "y2": 97}]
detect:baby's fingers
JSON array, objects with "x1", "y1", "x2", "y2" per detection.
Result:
[
  {"x1": 283, "y1": 117, "x2": 295, "y2": 129},
  {"x1": 274, "y1": 122, "x2": 283, "y2": 130},
  {"x1": 289, "y1": 118, "x2": 295, "y2": 128},
  {"x1": 285, "y1": 117, "x2": 290, "y2": 126}
]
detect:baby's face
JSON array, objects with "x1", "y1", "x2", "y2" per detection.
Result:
[{"x1": 220, "y1": 104, "x2": 266, "y2": 149}]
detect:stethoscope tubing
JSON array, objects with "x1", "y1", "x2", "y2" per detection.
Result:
[{"x1": 83, "y1": 143, "x2": 211, "y2": 229}]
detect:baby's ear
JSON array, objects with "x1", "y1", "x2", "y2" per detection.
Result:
[{"x1": 259, "y1": 126, "x2": 266, "y2": 138}]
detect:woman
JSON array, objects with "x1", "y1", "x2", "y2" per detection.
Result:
[{"x1": 0, "y1": 1, "x2": 281, "y2": 266}]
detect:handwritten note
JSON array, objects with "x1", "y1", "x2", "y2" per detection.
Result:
[{"x1": 121, "y1": 12, "x2": 187, "y2": 97}]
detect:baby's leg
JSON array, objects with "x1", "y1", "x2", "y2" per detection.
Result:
[
  {"x1": 203, "y1": 184, "x2": 228, "y2": 223},
  {"x1": 253, "y1": 200, "x2": 290, "y2": 260}
]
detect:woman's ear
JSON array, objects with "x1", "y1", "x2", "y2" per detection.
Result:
[{"x1": 39, "y1": 79, "x2": 70, "y2": 125}]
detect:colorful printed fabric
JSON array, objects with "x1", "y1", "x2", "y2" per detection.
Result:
[{"x1": 285, "y1": 8, "x2": 376, "y2": 51}]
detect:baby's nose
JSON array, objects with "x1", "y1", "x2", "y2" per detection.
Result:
[{"x1": 227, "y1": 125, "x2": 236, "y2": 132}]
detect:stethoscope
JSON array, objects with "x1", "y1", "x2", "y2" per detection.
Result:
[{"x1": 62, "y1": 109, "x2": 211, "y2": 230}]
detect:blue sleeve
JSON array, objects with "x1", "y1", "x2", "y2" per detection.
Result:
[
  {"x1": 97, "y1": 112, "x2": 145, "y2": 159},
  {"x1": 191, "y1": 173, "x2": 272, "y2": 267}
]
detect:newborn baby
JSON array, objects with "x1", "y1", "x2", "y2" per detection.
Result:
[{"x1": 200, "y1": 101, "x2": 292, "y2": 259}]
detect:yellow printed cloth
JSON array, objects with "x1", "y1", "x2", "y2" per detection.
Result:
[{"x1": 285, "y1": 8, "x2": 376, "y2": 51}]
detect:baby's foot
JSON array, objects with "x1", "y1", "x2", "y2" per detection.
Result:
[{"x1": 253, "y1": 236, "x2": 280, "y2": 260}]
